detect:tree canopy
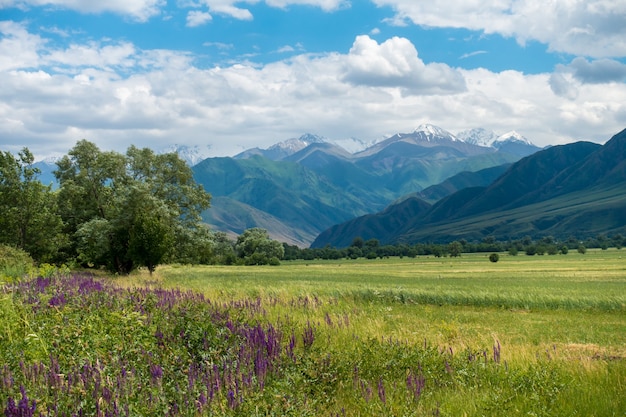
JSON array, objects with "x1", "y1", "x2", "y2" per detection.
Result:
[
  {"x1": 55, "y1": 140, "x2": 211, "y2": 274},
  {"x1": 0, "y1": 149, "x2": 64, "y2": 262}
]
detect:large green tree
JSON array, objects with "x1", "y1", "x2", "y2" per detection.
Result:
[
  {"x1": 56, "y1": 140, "x2": 211, "y2": 274},
  {"x1": 0, "y1": 148, "x2": 65, "y2": 262},
  {"x1": 235, "y1": 228, "x2": 284, "y2": 265}
]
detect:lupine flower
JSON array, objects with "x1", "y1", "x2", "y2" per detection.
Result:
[
  {"x1": 377, "y1": 377, "x2": 386, "y2": 404},
  {"x1": 302, "y1": 321, "x2": 315, "y2": 349},
  {"x1": 4, "y1": 386, "x2": 36, "y2": 417},
  {"x1": 493, "y1": 340, "x2": 501, "y2": 364}
]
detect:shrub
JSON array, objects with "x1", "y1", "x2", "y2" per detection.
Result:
[
  {"x1": 0, "y1": 245, "x2": 34, "y2": 282},
  {"x1": 489, "y1": 253, "x2": 500, "y2": 263}
]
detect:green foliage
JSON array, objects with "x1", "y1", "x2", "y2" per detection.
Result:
[
  {"x1": 0, "y1": 245, "x2": 34, "y2": 282},
  {"x1": 448, "y1": 241, "x2": 463, "y2": 257},
  {"x1": 55, "y1": 141, "x2": 211, "y2": 273},
  {"x1": 0, "y1": 149, "x2": 65, "y2": 262},
  {"x1": 235, "y1": 228, "x2": 285, "y2": 265},
  {"x1": 489, "y1": 253, "x2": 500, "y2": 263}
]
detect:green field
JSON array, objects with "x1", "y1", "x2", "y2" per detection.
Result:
[
  {"x1": 143, "y1": 249, "x2": 625, "y2": 414},
  {"x1": 2, "y1": 249, "x2": 625, "y2": 416}
]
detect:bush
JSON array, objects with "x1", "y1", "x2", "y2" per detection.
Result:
[
  {"x1": 489, "y1": 253, "x2": 500, "y2": 263},
  {"x1": 0, "y1": 245, "x2": 34, "y2": 282}
]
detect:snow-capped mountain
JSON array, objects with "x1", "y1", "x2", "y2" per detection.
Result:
[
  {"x1": 231, "y1": 124, "x2": 541, "y2": 161},
  {"x1": 330, "y1": 137, "x2": 381, "y2": 154},
  {"x1": 493, "y1": 131, "x2": 534, "y2": 147},
  {"x1": 456, "y1": 128, "x2": 499, "y2": 147},
  {"x1": 268, "y1": 133, "x2": 325, "y2": 154},
  {"x1": 234, "y1": 134, "x2": 327, "y2": 160},
  {"x1": 492, "y1": 131, "x2": 541, "y2": 157},
  {"x1": 412, "y1": 124, "x2": 459, "y2": 142},
  {"x1": 161, "y1": 144, "x2": 212, "y2": 166}
]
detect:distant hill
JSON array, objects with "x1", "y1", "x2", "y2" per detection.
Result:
[
  {"x1": 15, "y1": 124, "x2": 543, "y2": 247},
  {"x1": 194, "y1": 124, "x2": 532, "y2": 245},
  {"x1": 311, "y1": 128, "x2": 626, "y2": 247}
]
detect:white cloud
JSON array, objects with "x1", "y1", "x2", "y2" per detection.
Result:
[
  {"x1": 0, "y1": 21, "x2": 47, "y2": 71},
  {"x1": 567, "y1": 57, "x2": 626, "y2": 84},
  {"x1": 186, "y1": 10, "x2": 213, "y2": 27},
  {"x1": 1, "y1": 26, "x2": 625, "y2": 161},
  {"x1": 194, "y1": 0, "x2": 256, "y2": 20},
  {"x1": 1, "y1": 0, "x2": 165, "y2": 22},
  {"x1": 265, "y1": 0, "x2": 348, "y2": 11},
  {"x1": 372, "y1": 0, "x2": 626, "y2": 58},
  {"x1": 459, "y1": 50, "x2": 486, "y2": 60},
  {"x1": 549, "y1": 72, "x2": 578, "y2": 100},
  {"x1": 341, "y1": 35, "x2": 466, "y2": 95}
]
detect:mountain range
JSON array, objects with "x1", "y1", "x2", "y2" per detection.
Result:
[
  {"x1": 23, "y1": 124, "x2": 563, "y2": 247},
  {"x1": 312, "y1": 128, "x2": 626, "y2": 248},
  {"x1": 193, "y1": 124, "x2": 541, "y2": 246}
]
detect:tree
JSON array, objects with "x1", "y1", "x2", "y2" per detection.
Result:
[
  {"x1": 489, "y1": 253, "x2": 500, "y2": 263},
  {"x1": 55, "y1": 141, "x2": 211, "y2": 274},
  {"x1": 448, "y1": 241, "x2": 463, "y2": 257},
  {"x1": 350, "y1": 237, "x2": 365, "y2": 249},
  {"x1": 235, "y1": 228, "x2": 284, "y2": 265},
  {"x1": 0, "y1": 149, "x2": 65, "y2": 262}
]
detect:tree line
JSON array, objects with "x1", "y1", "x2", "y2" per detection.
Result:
[
  {"x1": 0, "y1": 141, "x2": 283, "y2": 274},
  {"x1": 2, "y1": 141, "x2": 624, "y2": 273},
  {"x1": 282, "y1": 234, "x2": 625, "y2": 261}
]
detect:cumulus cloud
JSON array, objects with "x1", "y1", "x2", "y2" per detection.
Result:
[
  {"x1": 1, "y1": 25, "x2": 626, "y2": 160},
  {"x1": 549, "y1": 72, "x2": 578, "y2": 100},
  {"x1": 568, "y1": 57, "x2": 626, "y2": 84},
  {"x1": 1, "y1": 0, "x2": 164, "y2": 22},
  {"x1": 549, "y1": 57, "x2": 626, "y2": 99},
  {"x1": 186, "y1": 10, "x2": 213, "y2": 27},
  {"x1": 0, "y1": 21, "x2": 46, "y2": 71},
  {"x1": 341, "y1": 35, "x2": 466, "y2": 95},
  {"x1": 372, "y1": 0, "x2": 626, "y2": 58},
  {"x1": 192, "y1": 0, "x2": 256, "y2": 20}
]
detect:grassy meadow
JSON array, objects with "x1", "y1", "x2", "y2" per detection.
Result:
[{"x1": 1, "y1": 249, "x2": 625, "y2": 415}]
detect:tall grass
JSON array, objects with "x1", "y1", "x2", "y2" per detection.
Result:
[{"x1": 1, "y1": 250, "x2": 624, "y2": 415}]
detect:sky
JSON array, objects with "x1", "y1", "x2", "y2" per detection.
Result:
[{"x1": 1, "y1": 0, "x2": 626, "y2": 160}]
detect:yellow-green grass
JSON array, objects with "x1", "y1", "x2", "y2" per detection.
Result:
[
  {"x1": 121, "y1": 249, "x2": 625, "y2": 365},
  {"x1": 115, "y1": 249, "x2": 625, "y2": 414}
]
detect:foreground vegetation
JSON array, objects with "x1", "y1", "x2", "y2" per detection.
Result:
[{"x1": 2, "y1": 250, "x2": 624, "y2": 416}]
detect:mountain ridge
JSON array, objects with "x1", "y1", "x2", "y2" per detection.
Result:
[{"x1": 311, "y1": 128, "x2": 626, "y2": 248}]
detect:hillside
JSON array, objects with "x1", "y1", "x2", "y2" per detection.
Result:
[
  {"x1": 194, "y1": 125, "x2": 528, "y2": 245},
  {"x1": 311, "y1": 128, "x2": 626, "y2": 247}
]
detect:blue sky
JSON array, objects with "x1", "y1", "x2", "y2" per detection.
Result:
[{"x1": 1, "y1": 0, "x2": 626, "y2": 159}]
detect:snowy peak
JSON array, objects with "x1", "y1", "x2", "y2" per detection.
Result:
[
  {"x1": 494, "y1": 131, "x2": 532, "y2": 146},
  {"x1": 412, "y1": 124, "x2": 458, "y2": 142},
  {"x1": 161, "y1": 144, "x2": 212, "y2": 166},
  {"x1": 490, "y1": 131, "x2": 541, "y2": 157},
  {"x1": 234, "y1": 133, "x2": 329, "y2": 161},
  {"x1": 331, "y1": 137, "x2": 381, "y2": 154},
  {"x1": 268, "y1": 133, "x2": 326, "y2": 154},
  {"x1": 456, "y1": 128, "x2": 499, "y2": 147}
]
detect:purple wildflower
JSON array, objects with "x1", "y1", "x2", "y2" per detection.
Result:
[
  {"x1": 302, "y1": 321, "x2": 315, "y2": 349},
  {"x1": 4, "y1": 386, "x2": 36, "y2": 417},
  {"x1": 377, "y1": 377, "x2": 386, "y2": 404}
]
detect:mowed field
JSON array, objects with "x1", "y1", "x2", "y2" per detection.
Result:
[{"x1": 137, "y1": 249, "x2": 625, "y2": 415}]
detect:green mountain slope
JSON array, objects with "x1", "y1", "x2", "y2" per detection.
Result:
[
  {"x1": 311, "y1": 129, "x2": 626, "y2": 247},
  {"x1": 194, "y1": 138, "x2": 521, "y2": 246}
]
